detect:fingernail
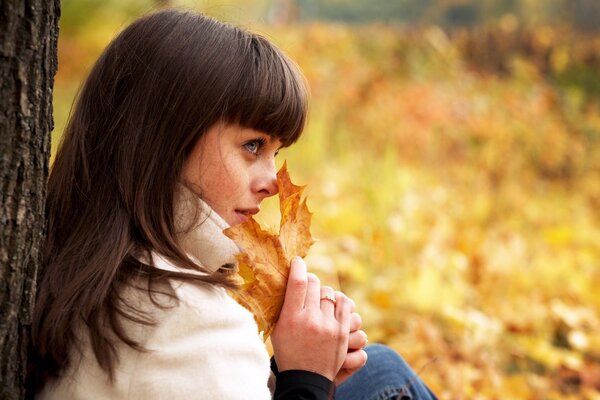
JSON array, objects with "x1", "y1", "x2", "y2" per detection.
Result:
[
  {"x1": 292, "y1": 257, "x2": 306, "y2": 273},
  {"x1": 292, "y1": 256, "x2": 303, "y2": 264}
]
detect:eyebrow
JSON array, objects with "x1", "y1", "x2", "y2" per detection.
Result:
[{"x1": 264, "y1": 134, "x2": 284, "y2": 151}]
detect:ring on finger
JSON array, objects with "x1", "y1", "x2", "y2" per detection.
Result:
[{"x1": 320, "y1": 292, "x2": 337, "y2": 304}]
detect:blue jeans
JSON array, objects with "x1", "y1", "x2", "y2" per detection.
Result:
[{"x1": 337, "y1": 344, "x2": 438, "y2": 400}]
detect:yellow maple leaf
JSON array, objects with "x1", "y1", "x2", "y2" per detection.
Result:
[{"x1": 223, "y1": 162, "x2": 314, "y2": 339}]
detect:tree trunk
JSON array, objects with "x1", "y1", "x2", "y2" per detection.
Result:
[{"x1": 0, "y1": 1, "x2": 60, "y2": 399}]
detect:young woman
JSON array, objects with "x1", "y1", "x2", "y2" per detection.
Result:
[{"x1": 29, "y1": 9, "x2": 438, "y2": 400}]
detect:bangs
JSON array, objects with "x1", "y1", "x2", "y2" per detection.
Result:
[{"x1": 222, "y1": 34, "x2": 309, "y2": 147}]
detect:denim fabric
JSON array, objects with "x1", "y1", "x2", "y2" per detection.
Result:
[{"x1": 336, "y1": 344, "x2": 438, "y2": 400}]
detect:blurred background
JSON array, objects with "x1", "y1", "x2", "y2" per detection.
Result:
[{"x1": 54, "y1": 1, "x2": 600, "y2": 398}]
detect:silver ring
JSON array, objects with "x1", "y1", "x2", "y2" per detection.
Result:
[{"x1": 320, "y1": 293, "x2": 336, "y2": 304}]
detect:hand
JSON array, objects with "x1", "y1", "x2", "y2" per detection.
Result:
[
  {"x1": 333, "y1": 292, "x2": 368, "y2": 386},
  {"x1": 271, "y1": 257, "x2": 351, "y2": 381}
]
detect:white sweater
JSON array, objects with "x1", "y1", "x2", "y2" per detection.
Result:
[{"x1": 38, "y1": 186, "x2": 273, "y2": 399}]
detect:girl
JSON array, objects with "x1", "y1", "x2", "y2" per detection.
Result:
[{"x1": 30, "y1": 9, "x2": 438, "y2": 400}]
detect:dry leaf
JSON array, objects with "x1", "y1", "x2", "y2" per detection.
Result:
[{"x1": 223, "y1": 162, "x2": 314, "y2": 339}]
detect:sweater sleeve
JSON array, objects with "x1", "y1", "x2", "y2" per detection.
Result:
[{"x1": 271, "y1": 357, "x2": 336, "y2": 400}]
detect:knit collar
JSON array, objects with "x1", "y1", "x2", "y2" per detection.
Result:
[{"x1": 172, "y1": 184, "x2": 241, "y2": 273}]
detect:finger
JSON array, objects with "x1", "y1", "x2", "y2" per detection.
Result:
[
  {"x1": 334, "y1": 293, "x2": 352, "y2": 330},
  {"x1": 280, "y1": 257, "x2": 307, "y2": 314},
  {"x1": 347, "y1": 329, "x2": 368, "y2": 350},
  {"x1": 349, "y1": 312, "x2": 362, "y2": 333},
  {"x1": 340, "y1": 349, "x2": 368, "y2": 371},
  {"x1": 304, "y1": 272, "x2": 321, "y2": 310},
  {"x1": 335, "y1": 291, "x2": 355, "y2": 312},
  {"x1": 319, "y1": 286, "x2": 336, "y2": 314}
]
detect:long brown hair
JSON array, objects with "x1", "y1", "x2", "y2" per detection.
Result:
[{"x1": 29, "y1": 9, "x2": 308, "y2": 390}]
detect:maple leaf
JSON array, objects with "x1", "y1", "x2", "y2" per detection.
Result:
[{"x1": 223, "y1": 162, "x2": 314, "y2": 339}]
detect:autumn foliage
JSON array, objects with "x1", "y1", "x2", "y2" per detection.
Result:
[{"x1": 53, "y1": 14, "x2": 600, "y2": 400}]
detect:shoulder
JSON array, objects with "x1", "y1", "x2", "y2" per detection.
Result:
[
  {"x1": 40, "y1": 255, "x2": 272, "y2": 399},
  {"x1": 144, "y1": 251, "x2": 245, "y2": 321},
  {"x1": 122, "y1": 252, "x2": 256, "y2": 343},
  {"x1": 119, "y1": 255, "x2": 272, "y2": 399}
]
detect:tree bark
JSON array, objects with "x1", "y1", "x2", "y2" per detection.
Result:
[{"x1": 0, "y1": 1, "x2": 60, "y2": 399}]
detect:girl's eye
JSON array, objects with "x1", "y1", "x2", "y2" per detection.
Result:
[{"x1": 244, "y1": 138, "x2": 266, "y2": 155}]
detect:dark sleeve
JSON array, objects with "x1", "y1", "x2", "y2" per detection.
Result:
[{"x1": 271, "y1": 357, "x2": 336, "y2": 400}]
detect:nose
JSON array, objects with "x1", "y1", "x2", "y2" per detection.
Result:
[{"x1": 253, "y1": 161, "x2": 278, "y2": 199}]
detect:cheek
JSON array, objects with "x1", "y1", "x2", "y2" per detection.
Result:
[{"x1": 199, "y1": 157, "x2": 247, "y2": 199}]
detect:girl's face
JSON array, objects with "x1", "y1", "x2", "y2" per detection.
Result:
[{"x1": 181, "y1": 123, "x2": 282, "y2": 226}]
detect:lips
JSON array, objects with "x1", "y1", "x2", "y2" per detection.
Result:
[
  {"x1": 234, "y1": 208, "x2": 260, "y2": 224},
  {"x1": 235, "y1": 208, "x2": 259, "y2": 216}
]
